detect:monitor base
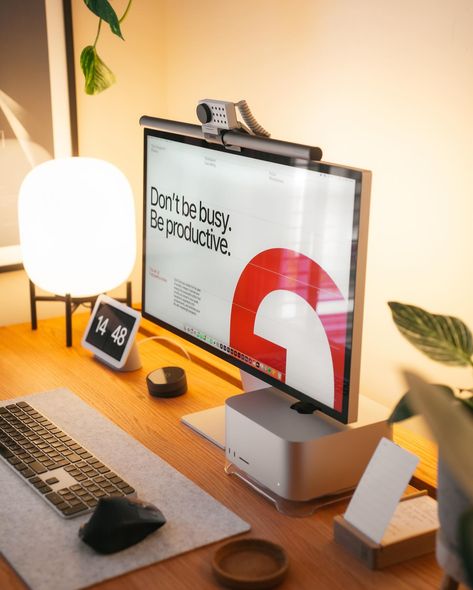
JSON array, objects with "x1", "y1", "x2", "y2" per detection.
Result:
[
  {"x1": 181, "y1": 405, "x2": 226, "y2": 449},
  {"x1": 180, "y1": 369, "x2": 263, "y2": 448}
]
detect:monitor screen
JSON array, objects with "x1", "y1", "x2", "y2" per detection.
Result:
[{"x1": 142, "y1": 128, "x2": 371, "y2": 423}]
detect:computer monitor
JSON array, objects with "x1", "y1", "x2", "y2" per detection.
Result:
[{"x1": 142, "y1": 127, "x2": 371, "y2": 425}]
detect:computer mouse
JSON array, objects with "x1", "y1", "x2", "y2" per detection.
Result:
[{"x1": 79, "y1": 496, "x2": 166, "y2": 554}]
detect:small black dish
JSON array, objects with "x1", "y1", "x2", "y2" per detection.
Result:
[{"x1": 146, "y1": 366, "x2": 187, "y2": 398}]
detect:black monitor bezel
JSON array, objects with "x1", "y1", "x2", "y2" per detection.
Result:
[{"x1": 142, "y1": 127, "x2": 364, "y2": 424}]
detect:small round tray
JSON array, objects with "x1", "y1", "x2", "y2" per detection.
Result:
[{"x1": 211, "y1": 538, "x2": 289, "y2": 589}]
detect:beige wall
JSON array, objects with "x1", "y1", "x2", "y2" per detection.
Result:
[{"x1": 3, "y1": 0, "x2": 473, "y2": 415}]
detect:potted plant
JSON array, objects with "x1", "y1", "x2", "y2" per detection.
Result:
[{"x1": 388, "y1": 302, "x2": 473, "y2": 588}]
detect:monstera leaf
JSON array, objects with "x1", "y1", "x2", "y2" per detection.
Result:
[
  {"x1": 80, "y1": 46, "x2": 116, "y2": 95},
  {"x1": 388, "y1": 302, "x2": 473, "y2": 366}
]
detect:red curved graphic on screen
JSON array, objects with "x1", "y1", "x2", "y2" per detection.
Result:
[{"x1": 229, "y1": 248, "x2": 346, "y2": 412}]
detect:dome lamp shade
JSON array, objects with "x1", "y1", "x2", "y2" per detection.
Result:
[{"x1": 18, "y1": 157, "x2": 136, "y2": 298}]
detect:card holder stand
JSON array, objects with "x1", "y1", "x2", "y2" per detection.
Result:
[
  {"x1": 224, "y1": 461, "x2": 354, "y2": 517},
  {"x1": 333, "y1": 495, "x2": 438, "y2": 569}
]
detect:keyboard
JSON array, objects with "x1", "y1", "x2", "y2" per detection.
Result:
[{"x1": 0, "y1": 401, "x2": 136, "y2": 518}]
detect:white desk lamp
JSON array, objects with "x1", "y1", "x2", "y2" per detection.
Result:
[{"x1": 18, "y1": 157, "x2": 136, "y2": 345}]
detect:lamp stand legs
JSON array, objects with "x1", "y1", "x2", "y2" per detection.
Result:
[
  {"x1": 29, "y1": 280, "x2": 37, "y2": 330},
  {"x1": 65, "y1": 293, "x2": 72, "y2": 347},
  {"x1": 27, "y1": 280, "x2": 133, "y2": 347}
]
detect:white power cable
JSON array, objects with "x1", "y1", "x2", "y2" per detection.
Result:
[
  {"x1": 137, "y1": 335, "x2": 192, "y2": 361},
  {"x1": 236, "y1": 100, "x2": 271, "y2": 137}
]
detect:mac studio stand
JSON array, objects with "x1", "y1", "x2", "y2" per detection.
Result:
[{"x1": 181, "y1": 371, "x2": 391, "y2": 516}]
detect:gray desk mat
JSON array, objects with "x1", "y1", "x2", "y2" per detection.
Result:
[{"x1": 0, "y1": 388, "x2": 250, "y2": 590}]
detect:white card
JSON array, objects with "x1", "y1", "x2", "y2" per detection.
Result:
[{"x1": 344, "y1": 437, "x2": 419, "y2": 544}]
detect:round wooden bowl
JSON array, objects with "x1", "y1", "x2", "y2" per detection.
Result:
[{"x1": 211, "y1": 538, "x2": 289, "y2": 589}]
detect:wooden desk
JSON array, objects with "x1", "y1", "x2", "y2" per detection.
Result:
[{"x1": 0, "y1": 314, "x2": 443, "y2": 589}]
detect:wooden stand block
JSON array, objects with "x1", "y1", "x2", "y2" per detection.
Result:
[{"x1": 333, "y1": 493, "x2": 438, "y2": 569}]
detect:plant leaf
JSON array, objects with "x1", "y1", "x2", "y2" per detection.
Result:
[
  {"x1": 388, "y1": 393, "x2": 414, "y2": 423},
  {"x1": 459, "y1": 508, "x2": 473, "y2": 589},
  {"x1": 461, "y1": 397, "x2": 473, "y2": 415},
  {"x1": 388, "y1": 302, "x2": 473, "y2": 366},
  {"x1": 80, "y1": 46, "x2": 116, "y2": 95},
  {"x1": 403, "y1": 371, "x2": 473, "y2": 502},
  {"x1": 84, "y1": 0, "x2": 123, "y2": 39},
  {"x1": 388, "y1": 385, "x2": 455, "y2": 423}
]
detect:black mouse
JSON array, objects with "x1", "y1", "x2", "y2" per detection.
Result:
[{"x1": 79, "y1": 497, "x2": 166, "y2": 554}]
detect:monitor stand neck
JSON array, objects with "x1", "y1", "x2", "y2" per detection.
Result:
[{"x1": 180, "y1": 369, "x2": 262, "y2": 449}]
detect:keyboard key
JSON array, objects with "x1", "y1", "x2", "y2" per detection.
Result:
[
  {"x1": 55, "y1": 459, "x2": 69, "y2": 468},
  {"x1": 45, "y1": 492, "x2": 64, "y2": 505},
  {"x1": 29, "y1": 461, "x2": 47, "y2": 474},
  {"x1": 14, "y1": 462, "x2": 28, "y2": 471},
  {"x1": 20, "y1": 468, "x2": 35, "y2": 479},
  {"x1": 121, "y1": 486, "x2": 135, "y2": 495},
  {"x1": 0, "y1": 443, "x2": 13, "y2": 459},
  {"x1": 62, "y1": 503, "x2": 87, "y2": 516}
]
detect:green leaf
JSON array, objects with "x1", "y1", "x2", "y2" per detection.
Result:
[
  {"x1": 388, "y1": 393, "x2": 414, "y2": 423},
  {"x1": 461, "y1": 397, "x2": 473, "y2": 415},
  {"x1": 403, "y1": 371, "x2": 473, "y2": 502},
  {"x1": 80, "y1": 46, "x2": 116, "y2": 95},
  {"x1": 84, "y1": 0, "x2": 123, "y2": 39},
  {"x1": 459, "y1": 508, "x2": 473, "y2": 588},
  {"x1": 388, "y1": 385, "x2": 455, "y2": 424},
  {"x1": 388, "y1": 302, "x2": 473, "y2": 366}
]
